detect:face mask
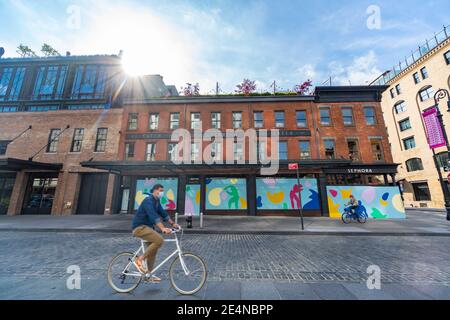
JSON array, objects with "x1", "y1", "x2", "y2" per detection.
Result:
[{"x1": 158, "y1": 192, "x2": 164, "y2": 199}]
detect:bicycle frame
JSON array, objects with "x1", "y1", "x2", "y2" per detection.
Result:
[{"x1": 121, "y1": 231, "x2": 189, "y2": 278}]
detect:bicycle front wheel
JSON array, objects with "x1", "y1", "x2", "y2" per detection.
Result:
[
  {"x1": 169, "y1": 253, "x2": 207, "y2": 295},
  {"x1": 107, "y1": 252, "x2": 142, "y2": 293},
  {"x1": 342, "y1": 213, "x2": 352, "y2": 224}
]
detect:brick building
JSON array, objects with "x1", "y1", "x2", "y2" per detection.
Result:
[{"x1": 84, "y1": 87, "x2": 406, "y2": 218}]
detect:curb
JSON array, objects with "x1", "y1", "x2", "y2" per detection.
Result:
[{"x1": 0, "y1": 228, "x2": 449, "y2": 237}]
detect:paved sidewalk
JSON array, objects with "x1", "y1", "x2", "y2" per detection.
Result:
[{"x1": 0, "y1": 209, "x2": 449, "y2": 235}]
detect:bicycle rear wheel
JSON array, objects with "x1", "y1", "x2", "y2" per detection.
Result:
[
  {"x1": 107, "y1": 252, "x2": 142, "y2": 293},
  {"x1": 357, "y1": 214, "x2": 368, "y2": 224},
  {"x1": 169, "y1": 253, "x2": 207, "y2": 295}
]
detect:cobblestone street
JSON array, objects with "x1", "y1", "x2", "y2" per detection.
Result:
[{"x1": 0, "y1": 231, "x2": 449, "y2": 300}]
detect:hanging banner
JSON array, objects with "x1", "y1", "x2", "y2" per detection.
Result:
[{"x1": 422, "y1": 107, "x2": 446, "y2": 149}]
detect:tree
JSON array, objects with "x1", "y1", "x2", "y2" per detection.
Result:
[
  {"x1": 16, "y1": 44, "x2": 37, "y2": 58},
  {"x1": 236, "y1": 79, "x2": 257, "y2": 95},
  {"x1": 294, "y1": 80, "x2": 313, "y2": 95},
  {"x1": 181, "y1": 83, "x2": 200, "y2": 96},
  {"x1": 41, "y1": 44, "x2": 60, "y2": 57}
]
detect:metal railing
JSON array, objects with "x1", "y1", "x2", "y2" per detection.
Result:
[{"x1": 371, "y1": 25, "x2": 450, "y2": 86}]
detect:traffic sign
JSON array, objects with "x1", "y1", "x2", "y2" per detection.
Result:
[{"x1": 289, "y1": 163, "x2": 299, "y2": 170}]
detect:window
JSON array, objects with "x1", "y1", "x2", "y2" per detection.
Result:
[
  {"x1": 299, "y1": 141, "x2": 311, "y2": 160},
  {"x1": 254, "y1": 112, "x2": 264, "y2": 128},
  {"x1": 399, "y1": 118, "x2": 412, "y2": 132},
  {"x1": 124, "y1": 142, "x2": 135, "y2": 160},
  {"x1": 71, "y1": 65, "x2": 109, "y2": 99},
  {"x1": 70, "y1": 128, "x2": 84, "y2": 153},
  {"x1": 412, "y1": 182, "x2": 431, "y2": 201},
  {"x1": 0, "y1": 141, "x2": 9, "y2": 155},
  {"x1": 364, "y1": 107, "x2": 376, "y2": 125},
  {"x1": 320, "y1": 108, "x2": 331, "y2": 126},
  {"x1": 145, "y1": 143, "x2": 156, "y2": 161},
  {"x1": 420, "y1": 67, "x2": 428, "y2": 79},
  {"x1": 0, "y1": 106, "x2": 18, "y2": 113},
  {"x1": 211, "y1": 112, "x2": 221, "y2": 129},
  {"x1": 419, "y1": 87, "x2": 434, "y2": 102},
  {"x1": 324, "y1": 139, "x2": 335, "y2": 159},
  {"x1": 371, "y1": 140, "x2": 384, "y2": 161},
  {"x1": 67, "y1": 104, "x2": 107, "y2": 110},
  {"x1": 296, "y1": 111, "x2": 307, "y2": 128},
  {"x1": 257, "y1": 141, "x2": 266, "y2": 161},
  {"x1": 436, "y1": 152, "x2": 449, "y2": 168},
  {"x1": 170, "y1": 113, "x2": 180, "y2": 130},
  {"x1": 347, "y1": 139, "x2": 360, "y2": 161},
  {"x1": 394, "y1": 101, "x2": 407, "y2": 114},
  {"x1": 233, "y1": 142, "x2": 244, "y2": 161},
  {"x1": 275, "y1": 111, "x2": 285, "y2": 128},
  {"x1": 28, "y1": 105, "x2": 59, "y2": 112},
  {"x1": 191, "y1": 142, "x2": 201, "y2": 162},
  {"x1": 211, "y1": 142, "x2": 222, "y2": 161},
  {"x1": 341, "y1": 107, "x2": 354, "y2": 125},
  {"x1": 149, "y1": 113, "x2": 159, "y2": 130},
  {"x1": 0, "y1": 67, "x2": 26, "y2": 101},
  {"x1": 413, "y1": 72, "x2": 421, "y2": 84},
  {"x1": 395, "y1": 84, "x2": 402, "y2": 95},
  {"x1": 32, "y1": 65, "x2": 67, "y2": 100},
  {"x1": 406, "y1": 158, "x2": 424, "y2": 172},
  {"x1": 167, "y1": 143, "x2": 178, "y2": 162},
  {"x1": 278, "y1": 141, "x2": 288, "y2": 160},
  {"x1": 46, "y1": 129, "x2": 61, "y2": 153},
  {"x1": 403, "y1": 137, "x2": 416, "y2": 150},
  {"x1": 390, "y1": 88, "x2": 396, "y2": 99},
  {"x1": 191, "y1": 113, "x2": 201, "y2": 130},
  {"x1": 445, "y1": 51, "x2": 450, "y2": 65},
  {"x1": 95, "y1": 128, "x2": 108, "y2": 152},
  {"x1": 128, "y1": 113, "x2": 138, "y2": 130},
  {"x1": 232, "y1": 112, "x2": 242, "y2": 129}
]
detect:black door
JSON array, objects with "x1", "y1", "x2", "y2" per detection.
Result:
[
  {"x1": 77, "y1": 173, "x2": 108, "y2": 215},
  {"x1": 22, "y1": 174, "x2": 58, "y2": 215},
  {"x1": 0, "y1": 174, "x2": 16, "y2": 215}
]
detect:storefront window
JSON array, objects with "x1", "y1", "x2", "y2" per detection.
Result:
[
  {"x1": 23, "y1": 177, "x2": 58, "y2": 215},
  {"x1": 134, "y1": 178, "x2": 178, "y2": 210},
  {"x1": 206, "y1": 178, "x2": 247, "y2": 210},
  {"x1": 412, "y1": 182, "x2": 431, "y2": 201}
]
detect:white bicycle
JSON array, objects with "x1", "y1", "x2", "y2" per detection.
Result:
[{"x1": 107, "y1": 227, "x2": 207, "y2": 295}]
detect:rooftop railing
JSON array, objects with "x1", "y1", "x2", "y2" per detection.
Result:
[{"x1": 371, "y1": 25, "x2": 450, "y2": 86}]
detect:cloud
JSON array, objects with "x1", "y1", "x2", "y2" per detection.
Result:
[{"x1": 328, "y1": 51, "x2": 382, "y2": 85}]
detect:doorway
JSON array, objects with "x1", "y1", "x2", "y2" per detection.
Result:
[{"x1": 76, "y1": 173, "x2": 109, "y2": 215}]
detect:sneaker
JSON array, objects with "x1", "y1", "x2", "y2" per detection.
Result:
[
  {"x1": 133, "y1": 258, "x2": 147, "y2": 274},
  {"x1": 144, "y1": 275, "x2": 162, "y2": 283}
]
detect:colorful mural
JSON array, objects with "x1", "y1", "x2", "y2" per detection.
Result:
[
  {"x1": 326, "y1": 186, "x2": 406, "y2": 219},
  {"x1": 256, "y1": 178, "x2": 320, "y2": 210},
  {"x1": 185, "y1": 184, "x2": 201, "y2": 216},
  {"x1": 134, "y1": 178, "x2": 178, "y2": 210},
  {"x1": 206, "y1": 178, "x2": 247, "y2": 210}
]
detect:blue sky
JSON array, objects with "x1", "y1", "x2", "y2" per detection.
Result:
[{"x1": 1, "y1": 0, "x2": 449, "y2": 93}]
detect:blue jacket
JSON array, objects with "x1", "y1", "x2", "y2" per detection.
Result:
[{"x1": 132, "y1": 196, "x2": 170, "y2": 230}]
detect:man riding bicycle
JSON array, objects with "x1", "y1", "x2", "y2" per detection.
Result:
[
  {"x1": 345, "y1": 195, "x2": 359, "y2": 214},
  {"x1": 132, "y1": 184, "x2": 180, "y2": 282}
]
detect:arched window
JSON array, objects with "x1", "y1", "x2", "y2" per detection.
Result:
[
  {"x1": 418, "y1": 86, "x2": 434, "y2": 102},
  {"x1": 394, "y1": 101, "x2": 407, "y2": 114},
  {"x1": 406, "y1": 158, "x2": 424, "y2": 172}
]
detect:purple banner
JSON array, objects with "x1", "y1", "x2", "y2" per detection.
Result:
[{"x1": 422, "y1": 107, "x2": 446, "y2": 149}]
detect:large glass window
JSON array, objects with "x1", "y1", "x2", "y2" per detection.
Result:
[
  {"x1": 320, "y1": 108, "x2": 331, "y2": 126},
  {"x1": 0, "y1": 106, "x2": 18, "y2": 113},
  {"x1": 205, "y1": 178, "x2": 247, "y2": 210},
  {"x1": 23, "y1": 177, "x2": 58, "y2": 215},
  {"x1": 364, "y1": 107, "x2": 376, "y2": 125},
  {"x1": 232, "y1": 112, "x2": 242, "y2": 129},
  {"x1": 167, "y1": 143, "x2": 178, "y2": 162},
  {"x1": 70, "y1": 128, "x2": 84, "y2": 153},
  {"x1": 124, "y1": 142, "x2": 135, "y2": 160},
  {"x1": 149, "y1": 113, "x2": 159, "y2": 130},
  {"x1": 341, "y1": 107, "x2": 354, "y2": 125},
  {"x1": 46, "y1": 129, "x2": 61, "y2": 153},
  {"x1": 296, "y1": 111, "x2": 307, "y2": 128},
  {"x1": 128, "y1": 113, "x2": 138, "y2": 130},
  {"x1": 0, "y1": 67, "x2": 26, "y2": 101},
  {"x1": 211, "y1": 112, "x2": 221, "y2": 129},
  {"x1": 191, "y1": 113, "x2": 201, "y2": 130},
  {"x1": 406, "y1": 158, "x2": 424, "y2": 172},
  {"x1": 412, "y1": 182, "x2": 431, "y2": 201},
  {"x1": 95, "y1": 128, "x2": 108, "y2": 152},
  {"x1": 71, "y1": 65, "x2": 109, "y2": 99},
  {"x1": 299, "y1": 141, "x2": 311, "y2": 160},
  {"x1": 170, "y1": 113, "x2": 180, "y2": 130},
  {"x1": 254, "y1": 112, "x2": 264, "y2": 128},
  {"x1": 419, "y1": 87, "x2": 434, "y2": 102},
  {"x1": 403, "y1": 137, "x2": 416, "y2": 150},
  {"x1": 275, "y1": 111, "x2": 285, "y2": 128},
  {"x1": 146, "y1": 143, "x2": 156, "y2": 161},
  {"x1": 324, "y1": 139, "x2": 335, "y2": 159},
  {"x1": 32, "y1": 65, "x2": 67, "y2": 100}
]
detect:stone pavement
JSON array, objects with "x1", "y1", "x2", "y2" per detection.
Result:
[
  {"x1": 0, "y1": 231, "x2": 449, "y2": 300},
  {"x1": 0, "y1": 209, "x2": 449, "y2": 235}
]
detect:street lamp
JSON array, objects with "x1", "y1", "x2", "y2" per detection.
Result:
[{"x1": 433, "y1": 88, "x2": 450, "y2": 221}]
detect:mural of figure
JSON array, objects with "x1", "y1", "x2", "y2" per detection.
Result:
[
  {"x1": 224, "y1": 185, "x2": 240, "y2": 209},
  {"x1": 290, "y1": 184, "x2": 303, "y2": 209}
]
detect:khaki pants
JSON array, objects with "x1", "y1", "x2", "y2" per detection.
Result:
[{"x1": 132, "y1": 225, "x2": 164, "y2": 272}]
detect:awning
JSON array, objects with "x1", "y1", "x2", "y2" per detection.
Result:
[
  {"x1": 80, "y1": 160, "x2": 353, "y2": 176},
  {"x1": 0, "y1": 158, "x2": 63, "y2": 172}
]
